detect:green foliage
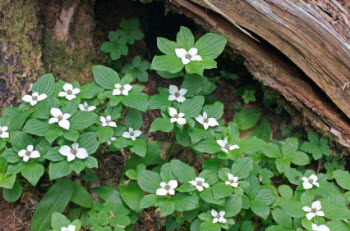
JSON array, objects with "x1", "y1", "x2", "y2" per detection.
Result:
[{"x1": 300, "y1": 131, "x2": 330, "y2": 160}]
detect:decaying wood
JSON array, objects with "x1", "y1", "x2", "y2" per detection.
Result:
[{"x1": 168, "y1": 0, "x2": 350, "y2": 151}]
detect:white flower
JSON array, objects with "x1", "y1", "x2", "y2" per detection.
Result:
[
  {"x1": 195, "y1": 112, "x2": 219, "y2": 130},
  {"x1": 0, "y1": 126, "x2": 9, "y2": 139},
  {"x1": 156, "y1": 180, "x2": 178, "y2": 196},
  {"x1": 216, "y1": 136, "x2": 239, "y2": 153},
  {"x1": 189, "y1": 177, "x2": 209, "y2": 192},
  {"x1": 106, "y1": 137, "x2": 116, "y2": 145},
  {"x1": 302, "y1": 174, "x2": 319, "y2": 190},
  {"x1": 100, "y1": 115, "x2": 117, "y2": 127},
  {"x1": 78, "y1": 102, "x2": 96, "y2": 112},
  {"x1": 18, "y1": 145, "x2": 40, "y2": 162},
  {"x1": 169, "y1": 107, "x2": 186, "y2": 125},
  {"x1": 175, "y1": 48, "x2": 202, "y2": 65},
  {"x1": 225, "y1": 173, "x2": 239, "y2": 188},
  {"x1": 113, "y1": 83, "x2": 132, "y2": 96},
  {"x1": 61, "y1": 225, "x2": 76, "y2": 231},
  {"x1": 58, "y1": 83, "x2": 81, "y2": 100},
  {"x1": 303, "y1": 201, "x2": 325, "y2": 220},
  {"x1": 48, "y1": 108, "x2": 71, "y2": 130},
  {"x1": 312, "y1": 223, "x2": 330, "y2": 231},
  {"x1": 122, "y1": 128, "x2": 142, "y2": 141},
  {"x1": 22, "y1": 92, "x2": 47, "y2": 106},
  {"x1": 59, "y1": 143, "x2": 88, "y2": 162},
  {"x1": 168, "y1": 85, "x2": 187, "y2": 103},
  {"x1": 211, "y1": 209, "x2": 226, "y2": 224}
]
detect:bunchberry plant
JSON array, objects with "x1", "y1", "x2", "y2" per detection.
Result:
[{"x1": 0, "y1": 22, "x2": 349, "y2": 231}]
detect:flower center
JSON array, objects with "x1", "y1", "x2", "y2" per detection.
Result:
[
  {"x1": 32, "y1": 95, "x2": 38, "y2": 101},
  {"x1": 0, "y1": 130, "x2": 3, "y2": 135},
  {"x1": 185, "y1": 54, "x2": 192, "y2": 59},
  {"x1": 25, "y1": 151, "x2": 31, "y2": 156},
  {"x1": 230, "y1": 179, "x2": 235, "y2": 183},
  {"x1": 164, "y1": 184, "x2": 171, "y2": 190},
  {"x1": 308, "y1": 179, "x2": 314, "y2": 184},
  {"x1": 67, "y1": 90, "x2": 73, "y2": 95},
  {"x1": 57, "y1": 115, "x2": 63, "y2": 121},
  {"x1": 311, "y1": 208, "x2": 317, "y2": 213},
  {"x1": 174, "y1": 114, "x2": 179, "y2": 119},
  {"x1": 216, "y1": 214, "x2": 221, "y2": 219},
  {"x1": 130, "y1": 132, "x2": 134, "y2": 136},
  {"x1": 175, "y1": 92, "x2": 180, "y2": 97},
  {"x1": 71, "y1": 148, "x2": 77, "y2": 155},
  {"x1": 120, "y1": 86, "x2": 125, "y2": 92},
  {"x1": 84, "y1": 106, "x2": 89, "y2": 110},
  {"x1": 197, "y1": 181, "x2": 203, "y2": 186},
  {"x1": 225, "y1": 144, "x2": 230, "y2": 149},
  {"x1": 204, "y1": 118, "x2": 208, "y2": 123}
]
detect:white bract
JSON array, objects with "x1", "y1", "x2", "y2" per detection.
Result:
[
  {"x1": 156, "y1": 180, "x2": 178, "y2": 196},
  {"x1": 169, "y1": 107, "x2": 186, "y2": 125},
  {"x1": 211, "y1": 209, "x2": 226, "y2": 224},
  {"x1": 59, "y1": 143, "x2": 88, "y2": 162},
  {"x1": 302, "y1": 174, "x2": 319, "y2": 190},
  {"x1": 79, "y1": 102, "x2": 96, "y2": 112},
  {"x1": 168, "y1": 85, "x2": 187, "y2": 103},
  {"x1": 100, "y1": 115, "x2": 117, "y2": 127},
  {"x1": 113, "y1": 83, "x2": 132, "y2": 96},
  {"x1": 0, "y1": 126, "x2": 9, "y2": 139},
  {"x1": 107, "y1": 137, "x2": 116, "y2": 145},
  {"x1": 175, "y1": 48, "x2": 202, "y2": 65},
  {"x1": 122, "y1": 128, "x2": 142, "y2": 141},
  {"x1": 189, "y1": 177, "x2": 209, "y2": 192},
  {"x1": 61, "y1": 225, "x2": 76, "y2": 231},
  {"x1": 303, "y1": 201, "x2": 325, "y2": 220},
  {"x1": 59, "y1": 83, "x2": 80, "y2": 100},
  {"x1": 226, "y1": 173, "x2": 239, "y2": 188},
  {"x1": 22, "y1": 92, "x2": 47, "y2": 106},
  {"x1": 195, "y1": 112, "x2": 219, "y2": 130},
  {"x1": 18, "y1": 145, "x2": 40, "y2": 162},
  {"x1": 312, "y1": 224, "x2": 329, "y2": 231},
  {"x1": 216, "y1": 136, "x2": 239, "y2": 153},
  {"x1": 49, "y1": 108, "x2": 71, "y2": 130}
]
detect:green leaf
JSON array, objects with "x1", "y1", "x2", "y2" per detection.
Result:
[
  {"x1": 122, "y1": 92, "x2": 149, "y2": 112},
  {"x1": 212, "y1": 182, "x2": 233, "y2": 199},
  {"x1": 287, "y1": 151, "x2": 310, "y2": 166},
  {"x1": 119, "y1": 18, "x2": 144, "y2": 45},
  {"x1": 170, "y1": 159, "x2": 196, "y2": 183},
  {"x1": 160, "y1": 163, "x2": 176, "y2": 182},
  {"x1": 92, "y1": 186, "x2": 122, "y2": 203},
  {"x1": 0, "y1": 173, "x2": 16, "y2": 189},
  {"x1": 262, "y1": 143, "x2": 282, "y2": 159},
  {"x1": 51, "y1": 212, "x2": 70, "y2": 230},
  {"x1": 119, "y1": 181, "x2": 144, "y2": 213},
  {"x1": 23, "y1": 119, "x2": 50, "y2": 137},
  {"x1": 49, "y1": 161, "x2": 71, "y2": 180},
  {"x1": 137, "y1": 170, "x2": 161, "y2": 193},
  {"x1": 149, "y1": 118, "x2": 174, "y2": 132},
  {"x1": 71, "y1": 183, "x2": 93, "y2": 208},
  {"x1": 78, "y1": 132, "x2": 99, "y2": 154},
  {"x1": 185, "y1": 61, "x2": 205, "y2": 76},
  {"x1": 140, "y1": 194, "x2": 158, "y2": 208},
  {"x1": 272, "y1": 208, "x2": 292, "y2": 229},
  {"x1": 21, "y1": 162, "x2": 44, "y2": 186},
  {"x1": 158, "y1": 199, "x2": 176, "y2": 216},
  {"x1": 80, "y1": 82, "x2": 104, "y2": 99},
  {"x1": 231, "y1": 157, "x2": 253, "y2": 179},
  {"x1": 199, "y1": 221, "x2": 221, "y2": 231},
  {"x1": 63, "y1": 129, "x2": 79, "y2": 142},
  {"x1": 121, "y1": 56, "x2": 150, "y2": 82},
  {"x1": 300, "y1": 131, "x2": 330, "y2": 160},
  {"x1": 277, "y1": 198, "x2": 304, "y2": 218},
  {"x1": 203, "y1": 102, "x2": 224, "y2": 120},
  {"x1": 97, "y1": 126, "x2": 114, "y2": 143},
  {"x1": 148, "y1": 94, "x2": 171, "y2": 110},
  {"x1": 70, "y1": 111, "x2": 99, "y2": 130},
  {"x1": 251, "y1": 201, "x2": 271, "y2": 220},
  {"x1": 254, "y1": 189, "x2": 276, "y2": 205},
  {"x1": 172, "y1": 193, "x2": 199, "y2": 212},
  {"x1": 224, "y1": 194, "x2": 242, "y2": 217},
  {"x1": 31, "y1": 73, "x2": 56, "y2": 96},
  {"x1": 129, "y1": 139, "x2": 147, "y2": 157},
  {"x1": 333, "y1": 170, "x2": 350, "y2": 190},
  {"x1": 180, "y1": 96, "x2": 205, "y2": 117},
  {"x1": 252, "y1": 116, "x2": 271, "y2": 142},
  {"x1": 151, "y1": 55, "x2": 184, "y2": 73},
  {"x1": 157, "y1": 37, "x2": 177, "y2": 55},
  {"x1": 176, "y1": 26, "x2": 195, "y2": 50},
  {"x1": 92, "y1": 65, "x2": 120, "y2": 89},
  {"x1": 30, "y1": 179, "x2": 74, "y2": 231},
  {"x1": 195, "y1": 33, "x2": 227, "y2": 59},
  {"x1": 125, "y1": 109, "x2": 143, "y2": 130},
  {"x1": 192, "y1": 137, "x2": 221, "y2": 154},
  {"x1": 2, "y1": 181, "x2": 22, "y2": 202},
  {"x1": 233, "y1": 109, "x2": 262, "y2": 130},
  {"x1": 10, "y1": 131, "x2": 36, "y2": 152}
]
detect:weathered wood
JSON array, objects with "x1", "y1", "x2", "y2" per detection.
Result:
[{"x1": 168, "y1": 0, "x2": 350, "y2": 151}]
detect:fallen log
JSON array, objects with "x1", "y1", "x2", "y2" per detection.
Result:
[{"x1": 168, "y1": 0, "x2": 350, "y2": 152}]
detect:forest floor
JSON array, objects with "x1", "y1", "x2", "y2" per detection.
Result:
[{"x1": 2, "y1": 0, "x2": 349, "y2": 230}]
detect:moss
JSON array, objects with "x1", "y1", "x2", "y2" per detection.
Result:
[{"x1": 0, "y1": 0, "x2": 44, "y2": 79}]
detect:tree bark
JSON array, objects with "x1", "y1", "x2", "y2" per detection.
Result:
[{"x1": 168, "y1": 0, "x2": 350, "y2": 152}]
